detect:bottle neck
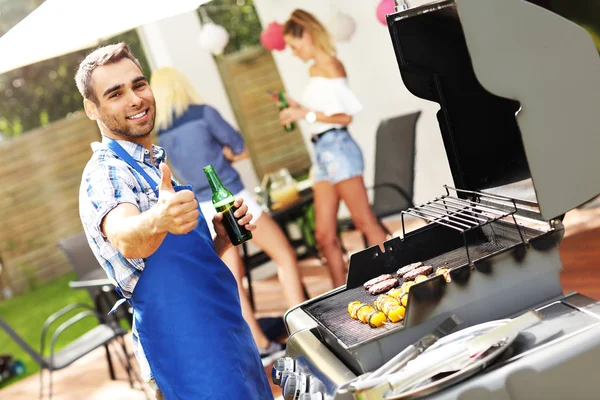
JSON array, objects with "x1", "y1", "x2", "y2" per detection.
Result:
[
  {"x1": 279, "y1": 91, "x2": 288, "y2": 109},
  {"x1": 204, "y1": 169, "x2": 223, "y2": 193}
]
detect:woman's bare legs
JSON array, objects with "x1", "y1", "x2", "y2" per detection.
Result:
[
  {"x1": 221, "y1": 246, "x2": 270, "y2": 349},
  {"x1": 220, "y1": 212, "x2": 307, "y2": 348},
  {"x1": 312, "y1": 180, "x2": 346, "y2": 287},
  {"x1": 335, "y1": 176, "x2": 387, "y2": 247},
  {"x1": 251, "y1": 213, "x2": 307, "y2": 307}
]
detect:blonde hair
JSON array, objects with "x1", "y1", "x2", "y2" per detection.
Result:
[
  {"x1": 150, "y1": 67, "x2": 203, "y2": 132},
  {"x1": 283, "y1": 9, "x2": 336, "y2": 55}
]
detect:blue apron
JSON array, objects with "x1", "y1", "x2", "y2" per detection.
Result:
[{"x1": 107, "y1": 140, "x2": 272, "y2": 400}]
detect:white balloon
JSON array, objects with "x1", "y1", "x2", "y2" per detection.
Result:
[
  {"x1": 328, "y1": 12, "x2": 357, "y2": 42},
  {"x1": 198, "y1": 23, "x2": 230, "y2": 55}
]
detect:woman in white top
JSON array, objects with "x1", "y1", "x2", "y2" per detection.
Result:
[{"x1": 279, "y1": 9, "x2": 388, "y2": 287}]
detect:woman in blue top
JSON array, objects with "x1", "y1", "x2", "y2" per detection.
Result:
[{"x1": 150, "y1": 67, "x2": 307, "y2": 362}]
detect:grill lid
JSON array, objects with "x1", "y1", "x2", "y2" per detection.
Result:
[{"x1": 388, "y1": 0, "x2": 600, "y2": 220}]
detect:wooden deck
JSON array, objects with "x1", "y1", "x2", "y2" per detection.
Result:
[{"x1": 2, "y1": 208, "x2": 599, "y2": 399}]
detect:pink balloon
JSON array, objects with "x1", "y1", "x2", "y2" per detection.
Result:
[
  {"x1": 376, "y1": 0, "x2": 395, "y2": 26},
  {"x1": 260, "y1": 22, "x2": 286, "y2": 51}
]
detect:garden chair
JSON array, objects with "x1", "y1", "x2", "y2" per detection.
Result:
[
  {"x1": 0, "y1": 303, "x2": 143, "y2": 399},
  {"x1": 57, "y1": 232, "x2": 133, "y2": 328}
]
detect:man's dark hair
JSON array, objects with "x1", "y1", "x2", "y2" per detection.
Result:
[{"x1": 75, "y1": 42, "x2": 143, "y2": 104}]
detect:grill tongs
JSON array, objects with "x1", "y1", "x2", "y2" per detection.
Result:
[
  {"x1": 348, "y1": 316, "x2": 461, "y2": 394},
  {"x1": 349, "y1": 311, "x2": 542, "y2": 399}
]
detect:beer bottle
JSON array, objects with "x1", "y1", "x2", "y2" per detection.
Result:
[
  {"x1": 204, "y1": 165, "x2": 253, "y2": 246},
  {"x1": 278, "y1": 90, "x2": 296, "y2": 132}
]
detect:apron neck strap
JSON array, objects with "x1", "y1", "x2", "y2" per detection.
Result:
[{"x1": 106, "y1": 139, "x2": 159, "y2": 195}]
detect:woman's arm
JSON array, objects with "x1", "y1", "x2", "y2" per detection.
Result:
[
  {"x1": 204, "y1": 105, "x2": 246, "y2": 155},
  {"x1": 222, "y1": 145, "x2": 249, "y2": 163}
]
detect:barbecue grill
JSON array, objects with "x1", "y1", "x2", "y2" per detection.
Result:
[{"x1": 273, "y1": 1, "x2": 600, "y2": 399}]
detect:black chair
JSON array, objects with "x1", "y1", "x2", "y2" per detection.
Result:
[
  {"x1": 338, "y1": 111, "x2": 420, "y2": 247},
  {"x1": 0, "y1": 304, "x2": 142, "y2": 399},
  {"x1": 57, "y1": 232, "x2": 133, "y2": 328}
]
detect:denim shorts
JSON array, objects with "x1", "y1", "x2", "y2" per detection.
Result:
[{"x1": 311, "y1": 128, "x2": 364, "y2": 184}]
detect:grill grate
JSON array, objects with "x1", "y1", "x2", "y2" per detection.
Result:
[
  {"x1": 303, "y1": 285, "x2": 405, "y2": 348},
  {"x1": 303, "y1": 222, "x2": 536, "y2": 347},
  {"x1": 401, "y1": 186, "x2": 519, "y2": 232},
  {"x1": 401, "y1": 186, "x2": 525, "y2": 265}
]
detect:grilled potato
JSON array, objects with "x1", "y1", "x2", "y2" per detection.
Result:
[
  {"x1": 375, "y1": 294, "x2": 398, "y2": 311},
  {"x1": 387, "y1": 305, "x2": 406, "y2": 323},
  {"x1": 386, "y1": 287, "x2": 404, "y2": 300},
  {"x1": 348, "y1": 301, "x2": 362, "y2": 319},
  {"x1": 400, "y1": 281, "x2": 415, "y2": 293},
  {"x1": 436, "y1": 267, "x2": 451, "y2": 282},
  {"x1": 368, "y1": 310, "x2": 387, "y2": 328},
  {"x1": 400, "y1": 293, "x2": 408, "y2": 307},
  {"x1": 357, "y1": 304, "x2": 376, "y2": 324},
  {"x1": 414, "y1": 275, "x2": 428, "y2": 283}
]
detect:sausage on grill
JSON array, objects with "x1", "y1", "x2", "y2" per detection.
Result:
[
  {"x1": 402, "y1": 265, "x2": 433, "y2": 281},
  {"x1": 363, "y1": 274, "x2": 394, "y2": 290},
  {"x1": 396, "y1": 262, "x2": 424, "y2": 278},
  {"x1": 368, "y1": 278, "x2": 399, "y2": 295}
]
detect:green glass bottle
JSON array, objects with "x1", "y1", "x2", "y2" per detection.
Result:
[
  {"x1": 278, "y1": 90, "x2": 296, "y2": 132},
  {"x1": 204, "y1": 165, "x2": 253, "y2": 246}
]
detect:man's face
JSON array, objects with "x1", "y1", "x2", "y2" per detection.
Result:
[{"x1": 86, "y1": 58, "x2": 155, "y2": 139}]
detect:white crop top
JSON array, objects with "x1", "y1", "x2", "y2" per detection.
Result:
[{"x1": 301, "y1": 77, "x2": 363, "y2": 134}]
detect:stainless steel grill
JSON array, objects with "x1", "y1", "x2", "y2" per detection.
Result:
[
  {"x1": 274, "y1": 1, "x2": 600, "y2": 399},
  {"x1": 302, "y1": 216, "x2": 540, "y2": 349}
]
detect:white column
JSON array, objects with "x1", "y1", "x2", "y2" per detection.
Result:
[{"x1": 136, "y1": 11, "x2": 260, "y2": 190}]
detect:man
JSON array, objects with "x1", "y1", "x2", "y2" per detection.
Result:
[{"x1": 76, "y1": 43, "x2": 273, "y2": 400}]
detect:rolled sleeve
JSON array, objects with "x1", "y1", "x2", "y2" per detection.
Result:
[
  {"x1": 204, "y1": 105, "x2": 245, "y2": 155},
  {"x1": 82, "y1": 164, "x2": 140, "y2": 237}
]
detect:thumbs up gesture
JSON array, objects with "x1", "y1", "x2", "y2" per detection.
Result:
[{"x1": 153, "y1": 163, "x2": 199, "y2": 235}]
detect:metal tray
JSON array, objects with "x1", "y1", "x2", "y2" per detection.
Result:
[{"x1": 384, "y1": 319, "x2": 517, "y2": 399}]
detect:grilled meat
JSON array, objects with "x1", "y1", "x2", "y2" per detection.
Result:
[
  {"x1": 396, "y1": 261, "x2": 424, "y2": 278},
  {"x1": 403, "y1": 265, "x2": 433, "y2": 281},
  {"x1": 363, "y1": 274, "x2": 394, "y2": 289},
  {"x1": 368, "y1": 278, "x2": 399, "y2": 295}
]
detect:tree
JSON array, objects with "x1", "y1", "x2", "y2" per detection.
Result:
[
  {"x1": 199, "y1": 0, "x2": 263, "y2": 55},
  {"x1": 0, "y1": 0, "x2": 150, "y2": 138}
]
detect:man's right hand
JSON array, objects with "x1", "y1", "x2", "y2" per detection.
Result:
[{"x1": 154, "y1": 163, "x2": 199, "y2": 235}]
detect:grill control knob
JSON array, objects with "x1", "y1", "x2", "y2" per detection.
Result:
[
  {"x1": 272, "y1": 357, "x2": 296, "y2": 386},
  {"x1": 282, "y1": 372, "x2": 309, "y2": 399},
  {"x1": 299, "y1": 393, "x2": 324, "y2": 400}
]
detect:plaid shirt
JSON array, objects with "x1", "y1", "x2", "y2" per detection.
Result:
[{"x1": 79, "y1": 137, "x2": 177, "y2": 380}]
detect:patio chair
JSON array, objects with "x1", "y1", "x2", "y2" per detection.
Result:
[
  {"x1": 57, "y1": 232, "x2": 133, "y2": 328},
  {"x1": 0, "y1": 303, "x2": 145, "y2": 400},
  {"x1": 338, "y1": 111, "x2": 419, "y2": 247}
]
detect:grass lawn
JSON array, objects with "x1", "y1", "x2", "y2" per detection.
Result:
[{"x1": 0, "y1": 273, "x2": 100, "y2": 389}]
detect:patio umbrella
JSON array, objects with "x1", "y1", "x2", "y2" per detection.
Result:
[{"x1": 0, "y1": 0, "x2": 212, "y2": 74}]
